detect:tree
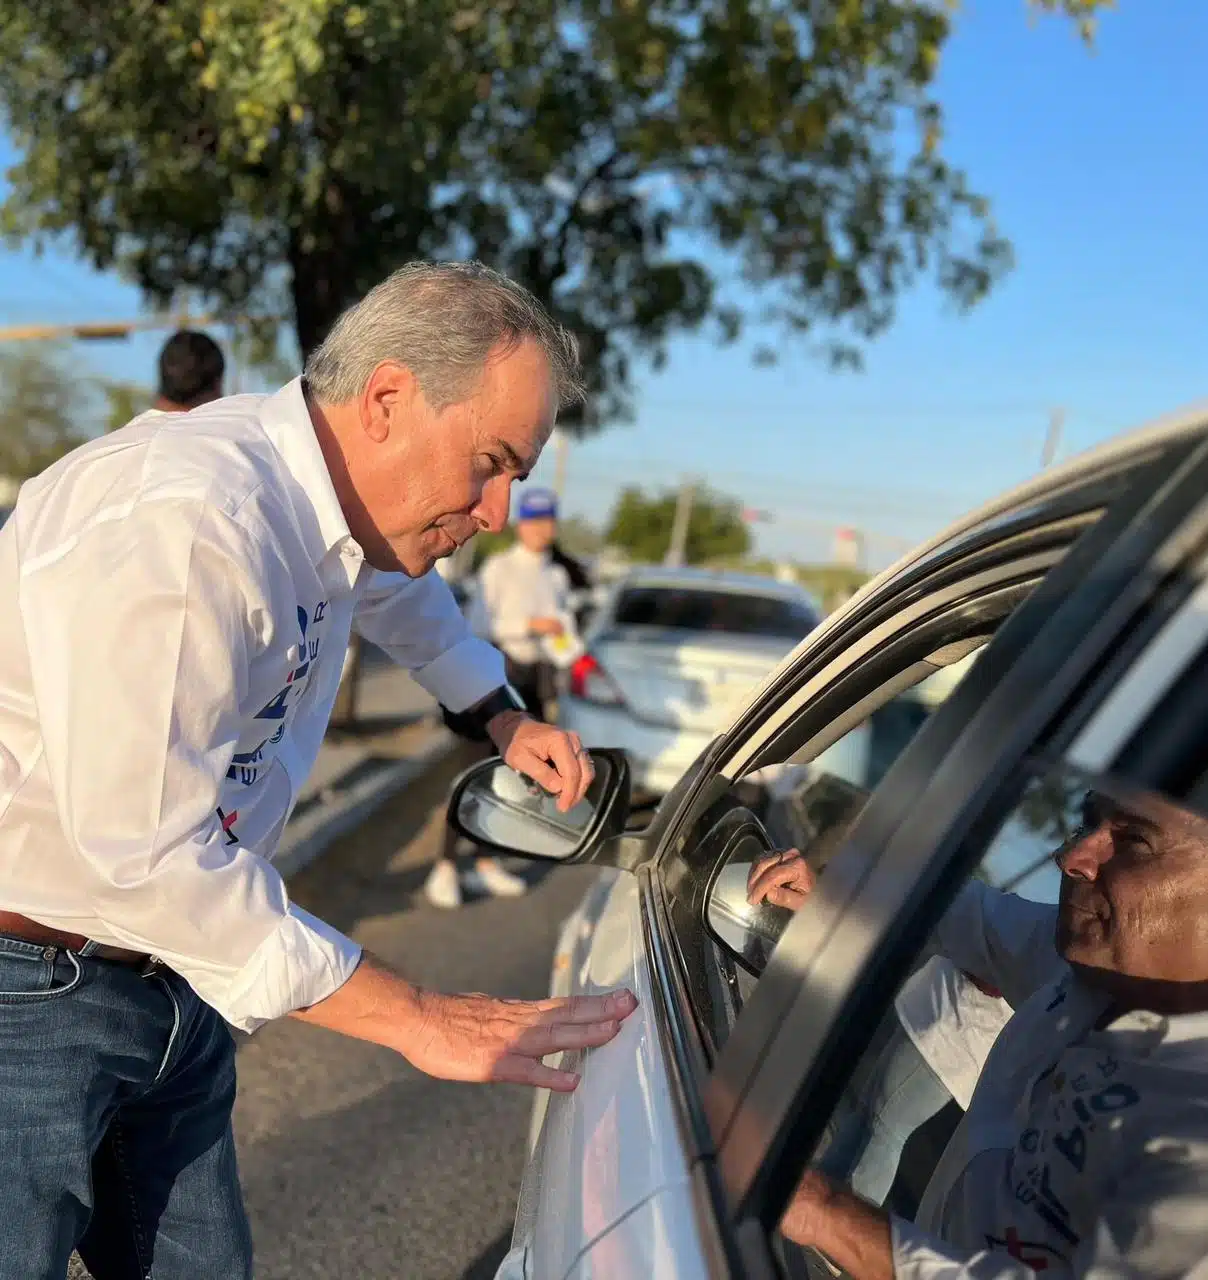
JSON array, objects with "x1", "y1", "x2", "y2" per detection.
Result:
[
  {"x1": 102, "y1": 382, "x2": 152, "y2": 433},
  {"x1": 0, "y1": 344, "x2": 95, "y2": 480},
  {"x1": 0, "y1": 1, "x2": 1111, "y2": 430},
  {"x1": 606, "y1": 486, "x2": 751, "y2": 565}
]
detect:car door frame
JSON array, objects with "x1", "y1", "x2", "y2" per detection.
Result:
[
  {"x1": 704, "y1": 430, "x2": 1208, "y2": 1274},
  {"x1": 611, "y1": 422, "x2": 1208, "y2": 1276}
]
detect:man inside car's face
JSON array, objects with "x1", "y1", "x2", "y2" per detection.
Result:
[{"x1": 1055, "y1": 789, "x2": 1208, "y2": 1002}]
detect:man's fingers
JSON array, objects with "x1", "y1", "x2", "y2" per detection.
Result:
[
  {"x1": 562, "y1": 731, "x2": 595, "y2": 808},
  {"x1": 747, "y1": 850, "x2": 792, "y2": 892},
  {"x1": 513, "y1": 751, "x2": 562, "y2": 794},
  {"x1": 764, "y1": 884, "x2": 808, "y2": 910},
  {"x1": 543, "y1": 732, "x2": 586, "y2": 811},
  {"x1": 747, "y1": 858, "x2": 813, "y2": 906},
  {"x1": 746, "y1": 863, "x2": 796, "y2": 903},
  {"x1": 406, "y1": 989, "x2": 638, "y2": 1091},
  {"x1": 531, "y1": 990, "x2": 638, "y2": 1021},
  {"x1": 515, "y1": 1015, "x2": 623, "y2": 1057},
  {"x1": 495, "y1": 1056, "x2": 582, "y2": 1092}
]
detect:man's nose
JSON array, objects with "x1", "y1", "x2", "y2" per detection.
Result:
[
  {"x1": 473, "y1": 475, "x2": 512, "y2": 535},
  {"x1": 1055, "y1": 824, "x2": 1114, "y2": 881}
]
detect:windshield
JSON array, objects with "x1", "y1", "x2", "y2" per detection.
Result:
[{"x1": 613, "y1": 586, "x2": 818, "y2": 640}]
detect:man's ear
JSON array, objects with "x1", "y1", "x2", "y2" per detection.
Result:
[{"x1": 360, "y1": 361, "x2": 417, "y2": 444}]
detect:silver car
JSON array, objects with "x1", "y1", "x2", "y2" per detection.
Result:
[
  {"x1": 448, "y1": 401, "x2": 1208, "y2": 1279},
  {"x1": 559, "y1": 567, "x2": 821, "y2": 796}
]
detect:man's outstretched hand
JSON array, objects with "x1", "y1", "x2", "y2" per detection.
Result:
[
  {"x1": 405, "y1": 988, "x2": 638, "y2": 1091},
  {"x1": 293, "y1": 952, "x2": 638, "y2": 1092},
  {"x1": 488, "y1": 710, "x2": 594, "y2": 812}
]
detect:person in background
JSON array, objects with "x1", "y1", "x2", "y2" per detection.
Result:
[
  {"x1": 155, "y1": 329, "x2": 226, "y2": 411},
  {"x1": 425, "y1": 487, "x2": 581, "y2": 908}
]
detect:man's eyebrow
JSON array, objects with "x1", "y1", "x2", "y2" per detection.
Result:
[
  {"x1": 1103, "y1": 802, "x2": 1164, "y2": 838},
  {"x1": 492, "y1": 438, "x2": 535, "y2": 475}
]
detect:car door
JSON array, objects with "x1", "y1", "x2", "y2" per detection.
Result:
[
  {"x1": 701, "y1": 423, "x2": 1208, "y2": 1275},
  {"x1": 509, "y1": 410, "x2": 1207, "y2": 1279}
]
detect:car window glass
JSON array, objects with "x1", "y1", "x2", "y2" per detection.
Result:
[
  {"x1": 613, "y1": 586, "x2": 818, "y2": 639},
  {"x1": 771, "y1": 758, "x2": 1208, "y2": 1279},
  {"x1": 707, "y1": 654, "x2": 984, "y2": 975}
]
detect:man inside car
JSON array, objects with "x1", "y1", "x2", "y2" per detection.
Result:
[{"x1": 747, "y1": 784, "x2": 1208, "y2": 1280}]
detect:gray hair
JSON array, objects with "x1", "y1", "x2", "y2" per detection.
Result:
[{"x1": 304, "y1": 261, "x2": 585, "y2": 411}]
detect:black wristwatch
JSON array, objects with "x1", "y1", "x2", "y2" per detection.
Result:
[{"x1": 440, "y1": 684, "x2": 527, "y2": 744}]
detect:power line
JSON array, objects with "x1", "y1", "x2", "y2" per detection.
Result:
[
  {"x1": 0, "y1": 312, "x2": 282, "y2": 343},
  {"x1": 561, "y1": 466, "x2": 974, "y2": 524},
  {"x1": 637, "y1": 395, "x2": 1053, "y2": 419}
]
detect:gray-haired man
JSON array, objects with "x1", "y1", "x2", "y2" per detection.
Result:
[{"x1": 0, "y1": 261, "x2": 636, "y2": 1279}]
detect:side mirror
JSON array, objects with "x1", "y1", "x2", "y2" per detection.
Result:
[
  {"x1": 447, "y1": 747, "x2": 632, "y2": 864},
  {"x1": 706, "y1": 859, "x2": 794, "y2": 975}
]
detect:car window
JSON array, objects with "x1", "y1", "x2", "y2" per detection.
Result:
[
  {"x1": 707, "y1": 656, "x2": 985, "y2": 976},
  {"x1": 770, "y1": 755, "x2": 1208, "y2": 1279},
  {"x1": 613, "y1": 586, "x2": 818, "y2": 640}
]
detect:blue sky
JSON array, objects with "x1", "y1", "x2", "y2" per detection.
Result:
[{"x1": 2, "y1": 0, "x2": 1205, "y2": 565}]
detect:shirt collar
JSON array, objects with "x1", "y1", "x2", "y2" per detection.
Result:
[{"x1": 258, "y1": 377, "x2": 358, "y2": 563}]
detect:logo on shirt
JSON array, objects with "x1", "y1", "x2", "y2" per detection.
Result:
[
  {"x1": 227, "y1": 600, "x2": 329, "y2": 788},
  {"x1": 217, "y1": 806, "x2": 240, "y2": 846},
  {"x1": 255, "y1": 602, "x2": 327, "y2": 721},
  {"x1": 985, "y1": 1229, "x2": 1064, "y2": 1270}
]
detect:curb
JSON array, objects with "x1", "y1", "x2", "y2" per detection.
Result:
[{"x1": 275, "y1": 727, "x2": 457, "y2": 881}]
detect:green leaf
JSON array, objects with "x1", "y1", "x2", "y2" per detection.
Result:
[{"x1": 0, "y1": 0, "x2": 1113, "y2": 434}]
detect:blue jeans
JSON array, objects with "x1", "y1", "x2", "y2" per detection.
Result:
[
  {"x1": 816, "y1": 1024, "x2": 953, "y2": 1206},
  {"x1": 0, "y1": 934, "x2": 252, "y2": 1279}
]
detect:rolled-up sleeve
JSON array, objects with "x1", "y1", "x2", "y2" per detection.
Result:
[
  {"x1": 20, "y1": 498, "x2": 361, "y2": 1030},
  {"x1": 354, "y1": 568, "x2": 506, "y2": 711}
]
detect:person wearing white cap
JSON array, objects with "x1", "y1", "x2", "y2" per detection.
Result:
[{"x1": 425, "y1": 487, "x2": 582, "y2": 908}]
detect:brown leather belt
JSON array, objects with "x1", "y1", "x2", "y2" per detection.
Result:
[{"x1": 0, "y1": 911, "x2": 150, "y2": 967}]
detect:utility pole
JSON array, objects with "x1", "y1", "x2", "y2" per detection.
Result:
[
  {"x1": 1041, "y1": 408, "x2": 1065, "y2": 470},
  {"x1": 665, "y1": 477, "x2": 696, "y2": 567},
  {"x1": 551, "y1": 429, "x2": 569, "y2": 499}
]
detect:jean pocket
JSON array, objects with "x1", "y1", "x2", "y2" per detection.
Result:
[{"x1": 0, "y1": 946, "x2": 82, "y2": 1004}]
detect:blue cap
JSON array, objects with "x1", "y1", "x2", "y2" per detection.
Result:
[{"x1": 516, "y1": 487, "x2": 558, "y2": 521}]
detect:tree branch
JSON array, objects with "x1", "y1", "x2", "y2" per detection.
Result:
[{"x1": 544, "y1": 144, "x2": 624, "y2": 285}]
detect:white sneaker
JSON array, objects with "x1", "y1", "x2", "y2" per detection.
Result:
[
  {"x1": 424, "y1": 859, "x2": 464, "y2": 909},
  {"x1": 467, "y1": 859, "x2": 528, "y2": 898}
]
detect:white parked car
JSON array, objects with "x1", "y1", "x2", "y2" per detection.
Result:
[
  {"x1": 559, "y1": 567, "x2": 822, "y2": 796},
  {"x1": 446, "y1": 401, "x2": 1208, "y2": 1279}
]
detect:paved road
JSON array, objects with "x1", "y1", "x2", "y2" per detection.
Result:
[{"x1": 237, "y1": 743, "x2": 596, "y2": 1280}]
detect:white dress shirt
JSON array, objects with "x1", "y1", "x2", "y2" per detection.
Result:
[
  {"x1": 894, "y1": 881, "x2": 1208, "y2": 1280},
  {"x1": 470, "y1": 541, "x2": 576, "y2": 666},
  {"x1": 0, "y1": 378, "x2": 505, "y2": 1031},
  {"x1": 894, "y1": 956, "x2": 1013, "y2": 1110}
]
